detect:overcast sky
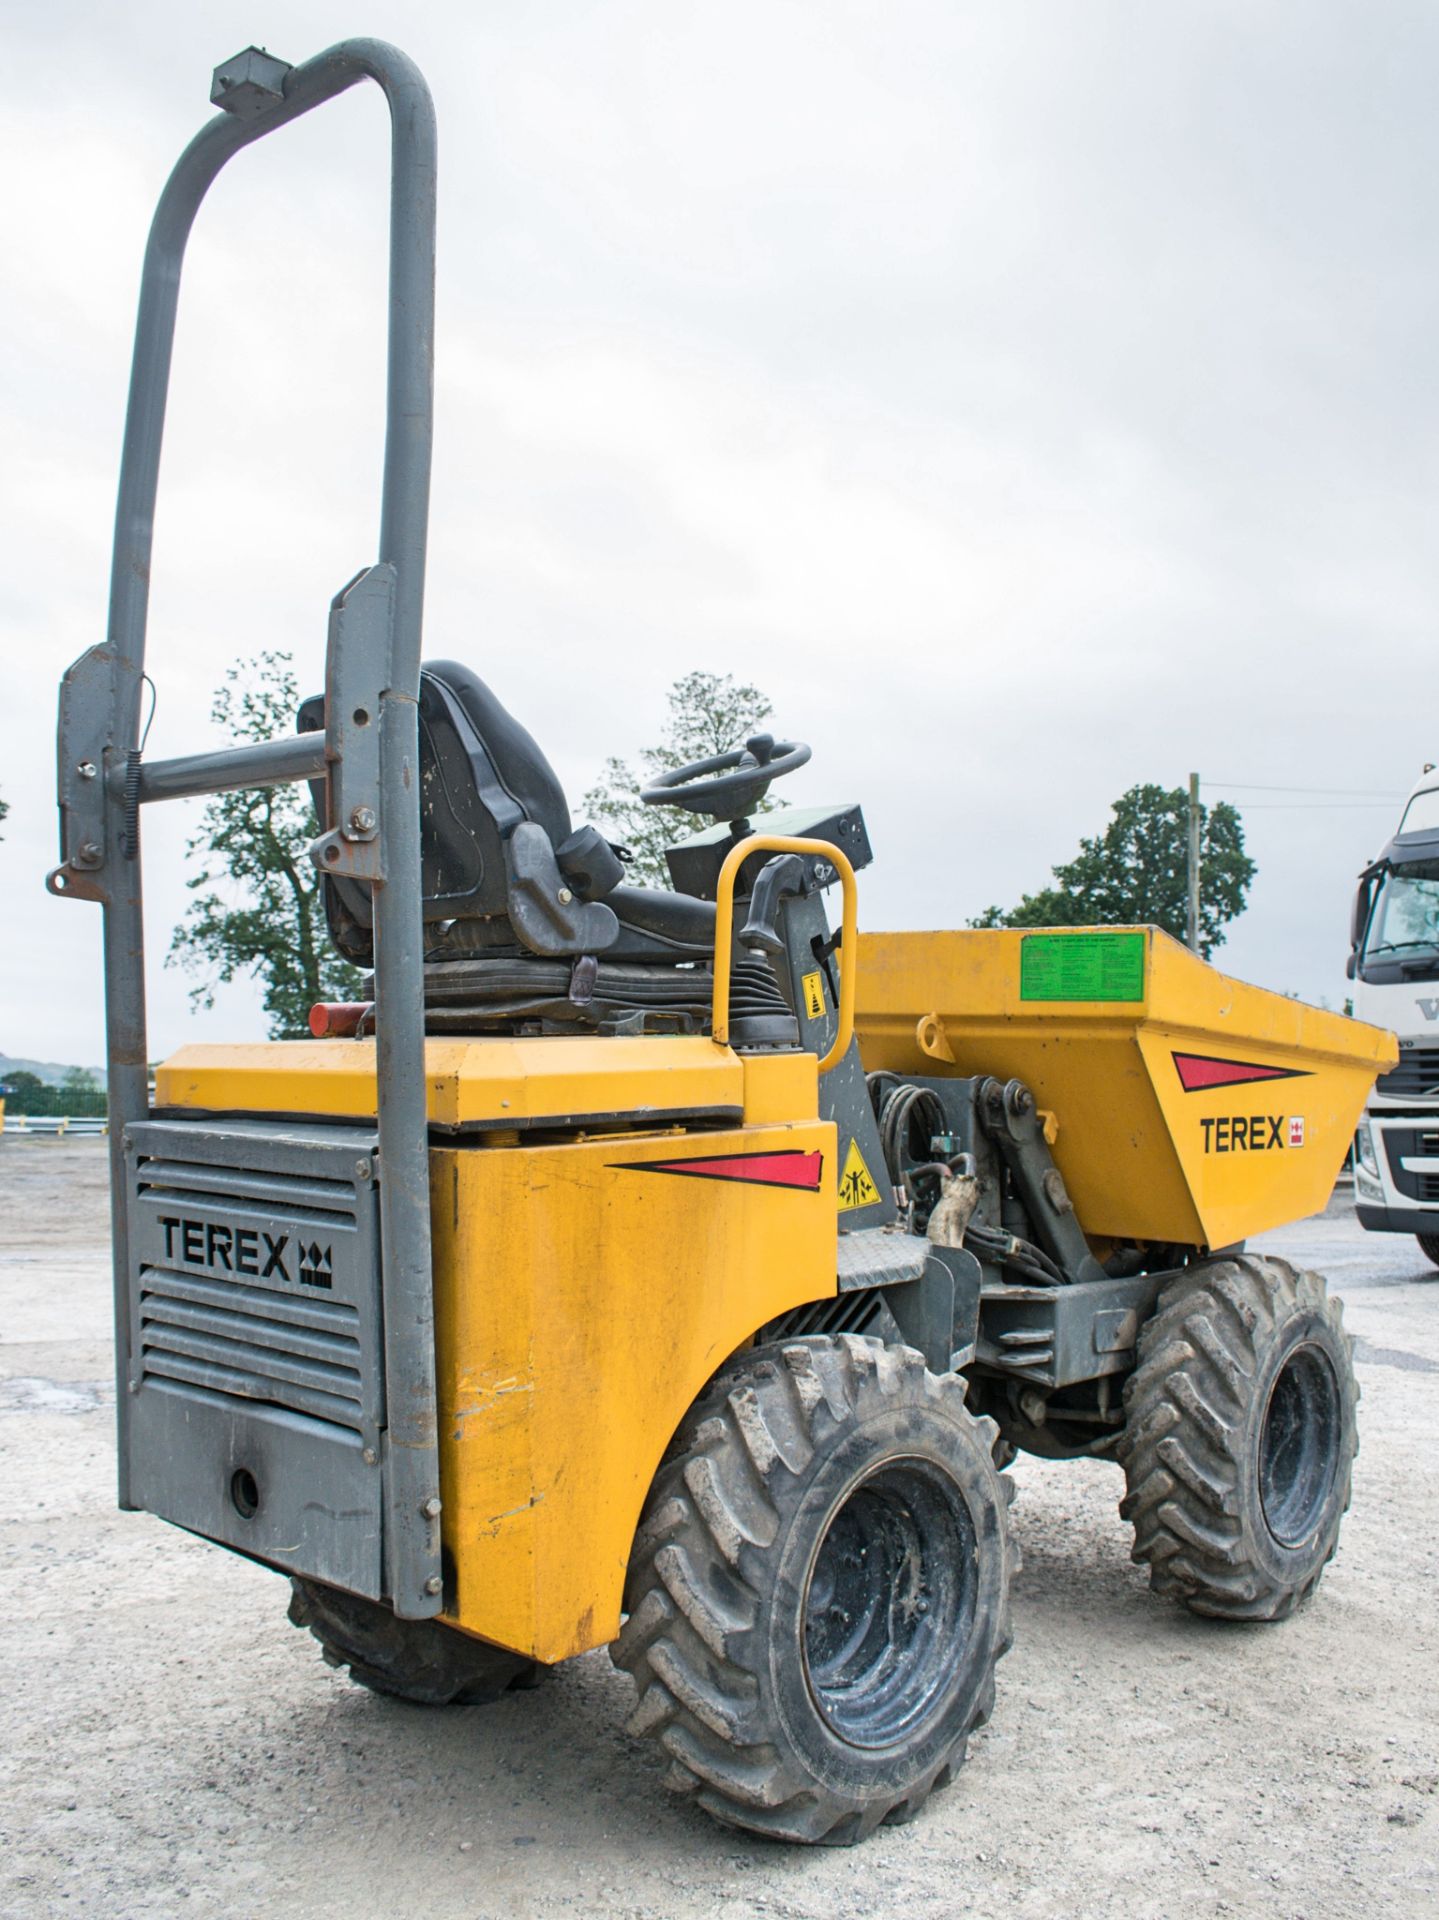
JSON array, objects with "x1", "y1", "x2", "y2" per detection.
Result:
[{"x1": 3, "y1": 0, "x2": 1435, "y2": 1068}]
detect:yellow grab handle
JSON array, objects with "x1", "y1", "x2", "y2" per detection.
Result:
[{"x1": 711, "y1": 834, "x2": 857, "y2": 1074}]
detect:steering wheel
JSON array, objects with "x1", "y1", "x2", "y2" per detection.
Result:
[{"x1": 641, "y1": 733, "x2": 811, "y2": 820}]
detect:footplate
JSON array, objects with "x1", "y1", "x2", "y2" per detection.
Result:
[{"x1": 123, "y1": 1118, "x2": 387, "y2": 1598}]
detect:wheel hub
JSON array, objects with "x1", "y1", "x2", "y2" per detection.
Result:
[
  {"x1": 802, "y1": 1459, "x2": 976, "y2": 1750},
  {"x1": 1259, "y1": 1341, "x2": 1342, "y2": 1548}
]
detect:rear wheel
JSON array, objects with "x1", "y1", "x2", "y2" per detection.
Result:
[
  {"x1": 1117, "y1": 1255, "x2": 1357, "y2": 1621},
  {"x1": 1417, "y1": 1234, "x2": 1439, "y2": 1269},
  {"x1": 613, "y1": 1336, "x2": 1016, "y2": 1845},
  {"x1": 288, "y1": 1579, "x2": 543, "y2": 1705}
]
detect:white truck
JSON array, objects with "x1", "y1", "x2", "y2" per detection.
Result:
[{"x1": 1349, "y1": 766, "x2": 1439, "y2": 1262}]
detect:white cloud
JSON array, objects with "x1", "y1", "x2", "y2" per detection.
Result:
[{"x1": 3, "y1": 0, "x2": 1436, "y2": 1063}]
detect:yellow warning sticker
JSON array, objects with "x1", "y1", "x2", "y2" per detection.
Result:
[
  {"x1": 837, "y1": 1136, "x2": 882, "y2": 1212},
  {"x1": 801, "y1": 970, "x2": 826, "y2": 1020}
]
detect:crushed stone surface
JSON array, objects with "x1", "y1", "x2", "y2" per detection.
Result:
[{"x1": 1, "y1": 1138, "x2": 1436, "y2": 1918}]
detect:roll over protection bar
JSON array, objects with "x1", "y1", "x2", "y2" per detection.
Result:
[{"x1": 48, "y1": 40, "x2": 443, "y2": 1617}]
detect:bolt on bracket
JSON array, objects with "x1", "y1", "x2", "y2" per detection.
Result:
[{"x1": 307, "y1": 563, "x2": 395, "y2": 885}]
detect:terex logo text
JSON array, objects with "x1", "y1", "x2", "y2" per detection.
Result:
[
  {"x1": 1199, "y1": 1116, "x2": 1305, "y2": 1154},
  {"x1": 158, "y1": 1215, "x2": 291, "y2": 1281}
]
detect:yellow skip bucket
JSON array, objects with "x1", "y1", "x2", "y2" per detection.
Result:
[{"x1": 854, "y1": 926, "x2": 1396, "y2": 1251}]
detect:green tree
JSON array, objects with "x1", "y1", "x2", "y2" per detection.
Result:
[
  {"x1": 0, "y1": 792, "x2": 8, "y2": 838},
  {"x1": 583, "y1": 670, "x2": 784, "y2": 887},
  {"x1": 168, "y1": 651, "x2": 365, "y2": 1037},
  {"x1": 62, "y1": 1066, "x2": 100, "y2": 1092},
  {"x1": 975, "y1": 783, "x2": 1255, "y2": 958}
]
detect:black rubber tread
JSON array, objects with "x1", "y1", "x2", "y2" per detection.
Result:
[
  {"x1": 1417, "y1": 1234, "x2": 1439, "y2": 1269},
  {"x1": 288, "y1": 1579, "x2": 543, "y2": 1705},
  {"x1": 612, "y1": 1335, "x2": 1017, "y2": 1845},
  {"x1": 1116, "y1": 1255, "x2": 1358, "y2": 1622}
]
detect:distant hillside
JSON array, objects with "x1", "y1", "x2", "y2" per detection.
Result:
[{"x1": 0, "y1": 1052, "x2": 107, "y2": 1090}]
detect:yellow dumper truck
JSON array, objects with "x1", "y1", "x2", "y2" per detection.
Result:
[{"x1": 50, "y1": 37, "x2": 1395, "y2": 1846}]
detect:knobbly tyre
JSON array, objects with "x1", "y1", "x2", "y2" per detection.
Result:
[{"x1": 51, "y1": 38, "x2": 1396, "y2": 1847}]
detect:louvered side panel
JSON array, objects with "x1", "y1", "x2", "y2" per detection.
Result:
[{"x1": 124, "y1": 1118, "x2": 387, "y2": 1600}]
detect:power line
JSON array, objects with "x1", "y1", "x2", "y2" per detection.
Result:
[{"x1": 1206, "y1": 781, "x2": 1409, "y2": 798}]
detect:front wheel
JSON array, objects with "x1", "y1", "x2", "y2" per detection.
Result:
[
  {"x1": 1417, "y1": 1234, "x2": 1439, "y2": 1269},
  {"x1": 613, "y1": 1336, "x2": 1017, "y2": 1845},
  {"x1": 1117, "y1": 1255, "x2": 1358, "y2": 1621}
]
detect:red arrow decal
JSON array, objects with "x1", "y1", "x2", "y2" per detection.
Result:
[
  {"x1": 1173, "y1": 1052, "x2": 1311, "y2": 1093},
  {"x1": 615, "y1": 1149, "x2": 825, "y2": 1192}
]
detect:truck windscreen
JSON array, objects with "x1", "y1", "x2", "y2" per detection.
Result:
[{"x1": 1359, "y1": 861, "x2": 1439, "y2": 981}]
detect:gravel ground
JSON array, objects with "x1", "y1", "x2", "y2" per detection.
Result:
[{"x1": 1, "y1": 1136, "x2": 1436, "y2": 1919}]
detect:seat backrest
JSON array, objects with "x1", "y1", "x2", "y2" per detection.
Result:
[
  {"x1": 414, "y1": 659, "x2": 573, "y2": 911},
  {"x1": 302, "y1": 660, "x2": 576, "y2": 962}
]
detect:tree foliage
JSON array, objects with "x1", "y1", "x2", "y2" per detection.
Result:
[
  {"x1": 168, "y1": 652, "x2": 365, "y2": 1037},
  {"x1": 974, "y1": 783, "x2": 1255, "y2": 958},
  {"x1": 582, "y1": 670, "x2": 783, "y2": 887}
]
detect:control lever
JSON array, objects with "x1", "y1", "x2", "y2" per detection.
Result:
[{"x1": 738, "y1": 854, "x2": 806, "y2": 956}]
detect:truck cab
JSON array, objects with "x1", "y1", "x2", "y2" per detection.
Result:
[{"x1": 1349, "y1": 769, "x2": 1439, "y2": 1257}]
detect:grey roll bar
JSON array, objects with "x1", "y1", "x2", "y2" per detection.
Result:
[{"x1": 48, "y1": 41, "x2": 443, "y2": 1618}]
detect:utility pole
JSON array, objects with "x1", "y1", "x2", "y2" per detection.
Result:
[{"x1": 1186, "y1": 771, "x2": 1201, "y2": 953}]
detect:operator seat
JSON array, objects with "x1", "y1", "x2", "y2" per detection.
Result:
[{"x1": 300, "y1": 660, "x2": 716, "y2": 970}]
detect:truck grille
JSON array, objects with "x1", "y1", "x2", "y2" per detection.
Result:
[
  {"x1": 1381, "y1": 1127, "x2": 1439, "y2": 1203},
  {"x1": 1376, "y1": 1049, "x2": 1439, "y2": 1098}
]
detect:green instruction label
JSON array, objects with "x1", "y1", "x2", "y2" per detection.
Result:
[{"x1": 1019, "y1": 931, "x2": 1146, "y2": 1003}]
